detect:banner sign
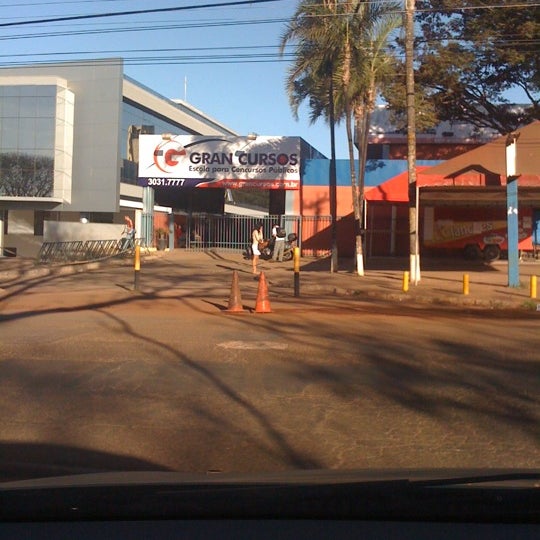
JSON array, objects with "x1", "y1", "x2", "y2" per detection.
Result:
[{"x1": 138, "y1": 135, "x2": 300, "y2": 190}]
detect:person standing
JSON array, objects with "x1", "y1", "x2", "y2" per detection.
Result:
[
  {"x1": 271, "y1": 223, "x2": 285, "y2": 262},
  {"x1": 251, "y1": 223, "x2": 264, "y2": 274},
  {"x1": 122, "y1": 215, "x2": 135, "y2": 249}
]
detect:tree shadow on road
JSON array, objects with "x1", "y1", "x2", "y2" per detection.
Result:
[
  {"x1": 94, "y1": 309, "x2": 322, "y2": 471},
  {"x1": 2, "y1": 255, "x2": 538, "y2": 470},
  {"x1": 255, "y1": 311, "x2": 540, "y2": 448}
]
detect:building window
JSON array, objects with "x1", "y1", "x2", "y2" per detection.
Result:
[
  {"x1": 89, "y1": 212, "x2": 114, "y2": 224},
  {"x1": 0, "y1": 85, "x2": 56, "y2": 197},
  {"x1": 34, "y1": 210, "x2": 45, "y2": 235},
  {"x1": 120, "y1": 100, "x2": 190, "y2": 185}
]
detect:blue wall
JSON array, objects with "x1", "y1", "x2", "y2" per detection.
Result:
[{"x1": 302, "y1": 159, "x2": 442, "y2": 188}]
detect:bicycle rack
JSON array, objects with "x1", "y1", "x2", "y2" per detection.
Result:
[{"x1": 37, "y1": 239, "x2": 123, "y2": 264}]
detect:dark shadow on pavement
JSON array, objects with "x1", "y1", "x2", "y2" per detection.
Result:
[
  {"x1": 0, "y1": 441, "x2": 171, "y2": 483},
  {"x1": 369, "y1": 257, "x2": 502, "y2": 273},
  {"x1": 203, "y1": 299, "x2": 251, "y2": 312},
  {"x1": 95, "y1": 309, "x2": 323, "y2": 471},
  {"x1": 299, "y1": 256, "x2": 504, "y2": 273}
]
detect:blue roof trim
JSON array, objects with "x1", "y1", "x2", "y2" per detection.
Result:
[{"x1": 302, "y1": 159, "x2": 443, "y2": 187}]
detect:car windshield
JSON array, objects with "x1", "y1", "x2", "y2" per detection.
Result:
[{"x1": 0, "y1": 0, "x2": 538, "y2": 498}]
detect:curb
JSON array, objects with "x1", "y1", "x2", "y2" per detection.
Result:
[
  {"x1": 267, "y1": 279, "x2": 538, "y2": 312},
  {"x1": 0, "y1": 253, "x2": 160, "y2": 283},
  {"x1": 2, "y1": 253, "x2": 539, "y2": 313}
]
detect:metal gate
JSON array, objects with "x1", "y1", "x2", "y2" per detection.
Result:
[{"x1": 185, "y1": 215, "x2": 302, "y2": 251}]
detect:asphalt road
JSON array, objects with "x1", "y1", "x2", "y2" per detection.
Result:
[{"x1": 1, "y1": 279, "x2": 539, "y2": 480}]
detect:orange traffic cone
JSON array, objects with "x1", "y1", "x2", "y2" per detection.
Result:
[
  {"x1": 226, "y1": 270, "x2": 245, "y2": 313},
  {"x1": 255, "y1": 271, "x2": 272, "y2": 313}
]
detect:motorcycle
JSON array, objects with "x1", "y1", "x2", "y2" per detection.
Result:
[{"x1": 243, "y1": 233, "x2": 297, "y2": 262}]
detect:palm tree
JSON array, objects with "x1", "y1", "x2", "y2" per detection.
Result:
[
  {"x1": 345, "y1": 7, "x2": 400, "y2": 275},
  {"x1": 280, "y1": 1, "x2": 343, "y2": 270},
  {"x1": 281, "y1": 1, "x2": 399, "y2": 274}
]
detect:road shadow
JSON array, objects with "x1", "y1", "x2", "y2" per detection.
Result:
[
  {"x1": 258, "y1": 311, "x2": 540, "y2": 445},
  {"x1": 299, "y1": 256, "x2": 502, "y2": 273},
  {"x1": 64, "y1": 308, "x2": 320, "y2": 472},
  {"x1": 0, "y1": 441, "x2": 171, "y2": 483}
]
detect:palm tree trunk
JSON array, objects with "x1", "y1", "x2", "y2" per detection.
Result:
[
  {"x1": 329, "y1": 73, "x2": 339, "y2": 272},
  {"x1": 405, "y1": 0, "x2": 420, "y2": 284},
  {"x1": 346, "y1": 106, "x2": 364, "y2": 276},
  {"x1": 356, "y1": 107, "x2": 371, "y2": 276}
]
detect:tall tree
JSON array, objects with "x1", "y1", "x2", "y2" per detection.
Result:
[
  {"x1": 281, "y1": 0, "x2": 399, "y2": 274},
  {"x1": 405, "y1": 0, "x2": 420, "y2": 285},
  {"x1": 385, "y1": 0, "x2": 540, "y2": 134},
  {"x1": 344, "y1": 6, "x2": 400, "y2": 276}
]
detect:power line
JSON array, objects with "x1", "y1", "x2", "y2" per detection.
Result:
[
  {"x1": 0, "y1": 44, "x2": 294, "y2": 59},
  {"x1": 0, "y1": 17, "x2": 290, "y2": 42},
  {"x1": 0, "y1": 0, "x2": 283, "y2": 28},
  {"x1": 1, "y1": 11, "x2": 536, "y2": 48},
  {"x1": 0, "y1": 57, "x2": 293, "y2": 67},
  {"x1": 2, "y1": 0, "x2": 124, "y2": 6},
  {"x1": 0, "y1": 37, "x2": 537, "y2": 68},
  {"x1": 2, "y1": 1, "x2": 538, "y2": 25},
  {"x1": 0, "y1": 1, "x2": 536, "y2": 68},
  {"x1": 0, "y1": 34, "x2": 537, "y2": 60}
]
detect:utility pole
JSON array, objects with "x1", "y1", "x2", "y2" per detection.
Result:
[
  {"x1": 506, "y1": 132, "x2": 520, "y2": 287},
  {"x1": 405, "y1": 0, "x2": 420, "y2": 284}
]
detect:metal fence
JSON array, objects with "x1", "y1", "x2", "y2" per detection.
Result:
[
  {"x1": 185, "y1": 215, "x2": 304, "y2": 251},
  {"x1": 184, "y1": 214, "x2": 335, "y2": 255},
  {"x1": 36, "y1": 215, "x2": 358, "y2": 260}
]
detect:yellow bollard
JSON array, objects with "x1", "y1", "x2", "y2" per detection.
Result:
[
  {"x1": 134, "y1": 244, "x2": 141, "y2": 290},
  {"x1": 530, "y1": 275, "x2": 537, "y2": 299},
  {"x1": 293, "y1": 247, "x2": 300, "y2": 297},
  {"x1": 463, "y1": 273, "x2": 470, "y2": 296},
  {"x1": 293, "y1": 247, "x2": 300, "y2": 273},
  {"x1": 402, "y1": 271, "x2": 409, "y2": 292}
]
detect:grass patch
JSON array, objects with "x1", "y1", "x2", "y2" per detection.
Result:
[{"x1": 522, "y1": 299, "x2": 540, "y2": 310}]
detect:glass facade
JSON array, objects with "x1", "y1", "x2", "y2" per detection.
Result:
[
  {"x1": 121, "y1": 100, "x2": 191, "y2": 185},
  {"x1": 0, "y1": 85, "x2": 56, "y2": 197}
]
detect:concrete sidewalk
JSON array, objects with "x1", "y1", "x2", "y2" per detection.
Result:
[
  {"x1": 1, "y1": 250, "x2": 540, "y2": 312},
  {"x1": 283, "y1": 254, "x2": 540, "y2": 311},
  {"x1": 255, "y1": 253, "x2": 540, "y2": 310}
]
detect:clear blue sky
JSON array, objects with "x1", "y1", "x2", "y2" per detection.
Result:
[{"x1": 0, "y1": 0, "x2": 354, "y2": 158}]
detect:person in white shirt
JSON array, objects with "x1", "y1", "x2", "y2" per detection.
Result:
[{"x1": 271, "y1": 223, "x2": 285, "y2": 262}]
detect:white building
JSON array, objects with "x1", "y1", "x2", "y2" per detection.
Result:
[{"x1": 0, "y1": 59, "x2": 237, "y2": 257}]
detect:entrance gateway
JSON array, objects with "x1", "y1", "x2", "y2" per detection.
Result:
[{"x1": 137, "y1": 135, "x2": 303, "y2": 251}]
